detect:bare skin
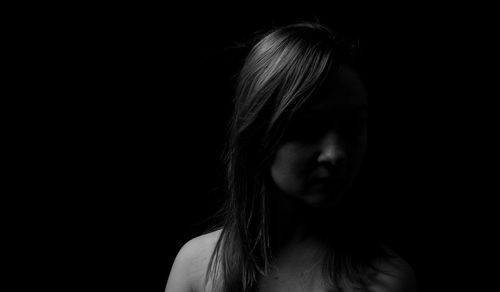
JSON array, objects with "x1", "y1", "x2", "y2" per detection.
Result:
[
  {"x1": 165, "y1": 230, "x2": 222, "y2": 292},
  {"x1": 165, "y1": 229, "x2": 417, "y2": 292}
]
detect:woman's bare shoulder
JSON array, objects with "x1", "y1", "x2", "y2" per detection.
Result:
[
  {"x1": 165, "y1": 229, "x2": 222, "y2": 292},
  {"x1": 186, "y1": 229, "x2": 222, "y2": 269}
]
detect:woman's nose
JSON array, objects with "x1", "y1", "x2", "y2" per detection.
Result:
[{"x1": 317, "y1": 131, "x2": 347, "y2": 166}]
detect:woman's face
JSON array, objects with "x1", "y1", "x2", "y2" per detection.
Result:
[{"x1": 270, "y1": 66, "x2": 369, "y2": 208}]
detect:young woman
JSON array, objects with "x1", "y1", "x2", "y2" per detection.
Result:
[{"x1": 166, "y1": 22, "x2": 417, "y2": 292}]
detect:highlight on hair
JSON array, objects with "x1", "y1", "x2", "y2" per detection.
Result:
[{"x1": 203, "y1": 21, "x2": 393, "y2": 292}]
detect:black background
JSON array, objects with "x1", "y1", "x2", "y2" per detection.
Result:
[{"x1": 10, "y1": 2, "x2": 495, "y2": 292}]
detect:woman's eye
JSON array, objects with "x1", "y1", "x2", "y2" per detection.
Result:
[
  {"x1": 284, "y1": 116, "x2": 367, "y2": 142},
  {"x1": 346, "y1": 119, "x2": 366, "y2": 133},
  {"x1": 339, "y1": 118, "x2": 367, "y2": 137},
  {"x1": 285, "y1": 121, "x2": 324, "y2": 141}
]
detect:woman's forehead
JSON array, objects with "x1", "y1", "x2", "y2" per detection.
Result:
[
  {"x1": 301, "y1": 66, "x2": 368, "y2": 117},
  {"x1": 295, "y1": 104, "x2": 368, "y2": 123},
  {"x1": 305, "y1": 94, "x2": 368, "y2": 115}
]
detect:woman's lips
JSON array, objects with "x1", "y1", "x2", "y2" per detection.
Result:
[{"x1": 308, "y1": 176, "x2": 345, "y2": 187}]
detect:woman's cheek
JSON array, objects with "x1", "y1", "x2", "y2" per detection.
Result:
[{"x1": 271, "y1": 143, "x2": 315, "y2": 196}]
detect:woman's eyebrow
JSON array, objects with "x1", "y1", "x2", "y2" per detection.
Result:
[{"x1": 292, "y1": 104, "x2": 369, "y2": 124}]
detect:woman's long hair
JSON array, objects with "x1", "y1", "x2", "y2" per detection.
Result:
[{"x1": 204, "y1": 21, "x2": 394, "y2": 292}]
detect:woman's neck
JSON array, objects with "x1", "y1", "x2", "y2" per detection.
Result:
[{"x1": 268, "y1": 189, "x2": 334, "y2": 253}]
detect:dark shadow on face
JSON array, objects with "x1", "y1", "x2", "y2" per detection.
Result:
[{"x1": 271, "y1": 65, "x2": 369, "y2": 209}]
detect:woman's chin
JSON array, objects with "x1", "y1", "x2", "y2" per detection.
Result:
[{"x1": 302, "y1": 187, "x2": 346, "y2": 209}]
